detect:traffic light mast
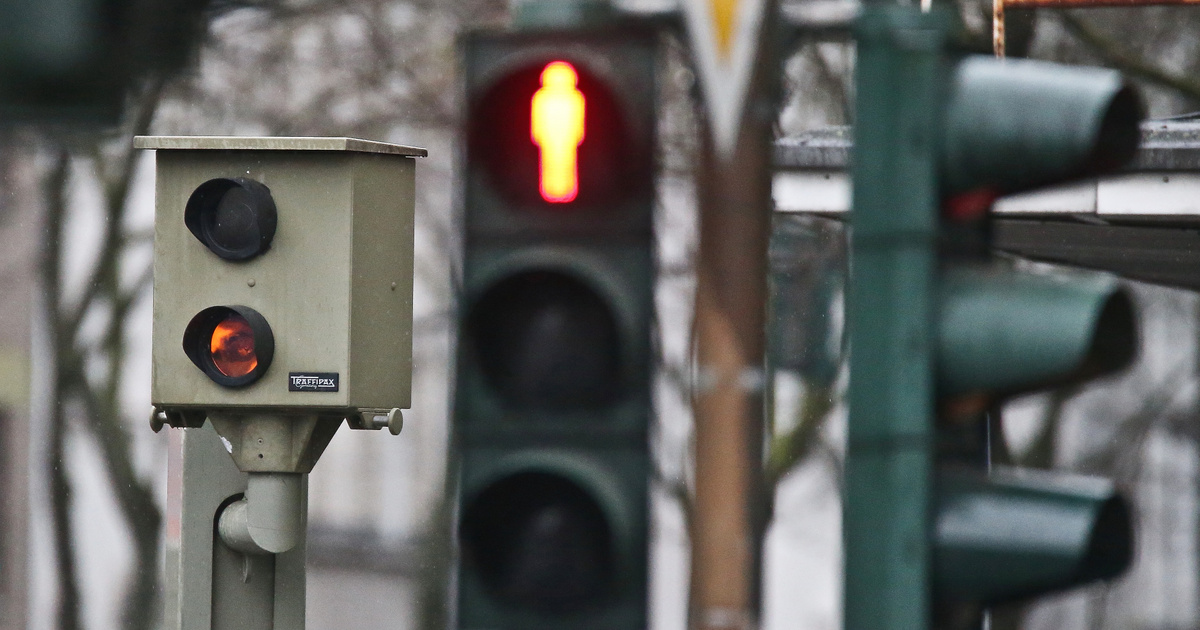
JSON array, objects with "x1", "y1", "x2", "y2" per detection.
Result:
[
  {"x1": 847, "y1": 7, "x2": 1143, "y2": 630},
  {"x1": 846, "y1": 11, "x2": 944, "y2": 627}
]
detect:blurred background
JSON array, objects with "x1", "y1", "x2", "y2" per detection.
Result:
[{"x1": 2, "y1": 0, "x2": 1200, "y2": 629}]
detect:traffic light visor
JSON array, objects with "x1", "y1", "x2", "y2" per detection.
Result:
[
  {"x1": 941, "y1": 57, "x2": 1144, "y2": 196},
  {"x1": 185, "y1": 177, "x2": 278, "y2": 261},
  {"x1": 935, "y1": 467, "x2": 1133, "y2": 604},
  {"x1": 183, "y1": 305, "x2": 275, "y2": 387},
  {"x1": 937, "y1": 269, "x2": 1136, "y2": 397}
]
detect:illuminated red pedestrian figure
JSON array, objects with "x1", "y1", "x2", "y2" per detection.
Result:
[{"x1": 531, "y1": 61, "x2": 585, "y2": 203}]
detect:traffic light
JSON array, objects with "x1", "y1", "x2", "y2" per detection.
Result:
[
  {"x1": 845, "y1": 8, "x2": 1143, "y2": 629},
  {"x1": 455, "y1": 26, "x2": 656, "y2": 629},
  {"x1": 0, "y1": 0, "x2": 212, "y2": 118}
]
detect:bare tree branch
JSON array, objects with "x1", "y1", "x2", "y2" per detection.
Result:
[
  {"x1": 765, "y1": 381, "x2": 839, "y2": 489},
  {"x1": 1058, "y1": 10, "x2": 1200, "y2": 105},
  {"x1": 40, "y1": 146, "x2": 82, "y2": 630}
]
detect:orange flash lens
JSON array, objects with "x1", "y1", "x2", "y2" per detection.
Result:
[{"x1": 210, "y1": 313, "x2": 258, "y2": 378}]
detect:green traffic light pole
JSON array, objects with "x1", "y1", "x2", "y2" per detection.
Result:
[
  {"x1": 846, "y1": 6, "x2": 1146, "y2": 626},
  {"x1": 845, "y1": 6, "x2": 947, "y2": 630}
]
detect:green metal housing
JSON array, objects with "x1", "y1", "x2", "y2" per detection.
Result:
[
  {"x1": 934, "y1": 467, "x2": 1133, "y2": 604},
  {"x1": 456, "y1": 447, "x2": 649, "y2": 629},
  {"x1": 937, "y1": 268, "x2": 1136, "y2": 397},
  {"x1": 845, "y1": 8, "x2": 947, "y2": 630},
  {"x1": 0, "y1": 0, "x2": 209, "y2": 118}
]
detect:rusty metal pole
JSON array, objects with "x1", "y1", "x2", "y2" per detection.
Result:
[
  {"x1": 994, "y1": 0, "x2": 1007, "y2": 57},
  {"x1": 688, "y1": 16, "x2": 779, "y2": 630}
]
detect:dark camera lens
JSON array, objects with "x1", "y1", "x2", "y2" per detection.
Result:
[
  {"x1": 185, "y1": 178, "x2": 277, "y2": 261},
  {"x1": 205, "y1": 187, "x2": 261, "y2": 253}
]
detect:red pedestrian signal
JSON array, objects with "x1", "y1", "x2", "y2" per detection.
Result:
[
  {"x1": 532, "y1": 61, "x2": 586, "y2": 204},
  {"x1": 467, "y1": 54, "x2": 651, "y2": 214}
]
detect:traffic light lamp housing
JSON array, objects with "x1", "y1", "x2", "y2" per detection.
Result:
[
  {"x1": 933, "y1": 56, "x2": 1142, "y2": 614},
  {"x1": 457, "y1": 448, "x2": 648, "y2": 627},
  {"x1": 456, "y1": 27, "x2": 656, "y2": 629},
  {"x1": 0, "y1": 0, "x2": 211, "y2": 118},
  {"x1": 462, "y1": 26, "x2": 657, "y2": 239},
  {"x1": 456, "y1": 250, "x2": 653, "y2": 434},
  {"x1": 468, "y1": 269, "x2": 621, "y2": 410},
  {"x1": 142, "y1": 136, "x2": 426, "y2": 416}
]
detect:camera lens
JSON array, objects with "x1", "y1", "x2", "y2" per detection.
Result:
[{"x1": 185, "y1": 178, "x2": 277, "y2": 261}]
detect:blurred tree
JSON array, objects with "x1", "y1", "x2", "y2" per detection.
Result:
[
  {"x1": 31, "y1": 1, "x2": 507, "y2": 628},
  {"x1": 36, "y1": 75, "x2": 167, "y2": 630},
  {"x1": 31, "y1": 0, "x2": 1200, "y2": 628}
]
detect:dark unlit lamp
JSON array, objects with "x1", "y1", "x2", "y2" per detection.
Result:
[{"x1": 185, "y1": 177, "x2": 278, "y2": 261}]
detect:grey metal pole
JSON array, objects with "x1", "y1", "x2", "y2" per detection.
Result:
[{"x1": 164, "y1": 423, "x2": 307, "y2": 630}]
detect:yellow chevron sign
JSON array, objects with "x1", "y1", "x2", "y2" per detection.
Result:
[
  {"x1": 713, "y1": 0, "x2": 736, "y2": 57},
  {"x1": 685, "y1": 0, "x2": 770, "y2": 158}
]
